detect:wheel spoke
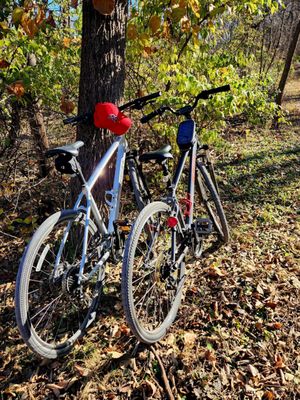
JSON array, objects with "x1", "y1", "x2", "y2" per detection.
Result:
[{"x1": 16, "y1": 213, "x2": 103, "y2": 357}]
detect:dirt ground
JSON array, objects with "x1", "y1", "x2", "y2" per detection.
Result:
[{"x1": 0, "y1": 78, "x2": 299, "y2": 399}]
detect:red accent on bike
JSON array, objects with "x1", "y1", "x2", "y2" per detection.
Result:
[
  {"x1": 180, "y1": 193, "x2": 192, "y2": 216},
  {"x1": 167, "y1": 217, "x2": 178, "y2": 228},
  {"x1": 93, "y1": 102, "x2": 132, "y2": 135}
]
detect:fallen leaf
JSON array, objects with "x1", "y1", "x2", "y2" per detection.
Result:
[
  {"x1": 74, "y1": 364, "x2": 91, "y2": 377},
  {"x1": 284, "y1": 372, "x2": 294, "y2": 381},
  {"x1": 183, "y1": 332, "x2": 197, "y2": 347},
  {"x1": 255, "y1": 321, "x2": 263, "y2": 331},
  {"x1": 107, "y1": 351, "x2": 124, "y2": 359},
  {"x1": 270, "y1": 322, "x2": 283, "y2": 330},
  {"x1": 206, "y1": 265, "x2": 225, "y2": 278},
  {"x1": 247, "y1": 364, "x2": 259, "y2": 377},
  {"x1": 262, "y1": 391, "x2": 275, "y2": 400},
  {"x1": 274, "y1": 355, "x2": 285, "y2": 369},
  {"x1": 265, "y1": 300, "x2": 277, "y2": 309},
  {"x1": 205, "y1": 349, "x2": 216, "y2": 365}
]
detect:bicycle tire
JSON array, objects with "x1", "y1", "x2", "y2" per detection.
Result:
[
  {"x1": 15, "y1": 210, "x2": 103, "y2": 359},
  {"x1": 196, "y1": 162, "x2": 230, "y2": 243},
  {"x1": 127, "y1": 157, "x2": 148, "y2": 211},
  {"x1": 122, "y1": 201, "x2": 185, "y2": 344}
]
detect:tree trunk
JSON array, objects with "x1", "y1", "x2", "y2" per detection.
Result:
[
  {"x1": 27, "y1": 99, "x2": 50, "y2": 177},
  {"x1": 76, "y1": 0, "x2": 128, "y2": 201},
  {"x1": 0, "y1": 101, "x2": 21, "y2": 156},
  {"x1": 275, "y1": 18, "x2": 300, "y2": 107}
]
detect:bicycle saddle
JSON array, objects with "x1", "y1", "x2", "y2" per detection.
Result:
[
  {"x1": 45, "y1": 141, "x2": 84, "y2": 158},
  {"x1": 139, "y1": 144, "x2": 173, "y2": 163}
]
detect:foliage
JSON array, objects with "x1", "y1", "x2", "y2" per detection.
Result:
[
  {"x1": 0, "y1": 0, "x2": 81, "y2": 115},
  {"x1": 125, "y1": 0, "x2": 284, "y2": 143}
]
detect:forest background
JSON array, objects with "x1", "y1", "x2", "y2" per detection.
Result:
[{"x1": 0, "y1": 0, "x2": 299, "y2": 399}]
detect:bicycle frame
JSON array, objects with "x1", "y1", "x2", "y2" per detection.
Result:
[
  {"x1": 167, "y1": 140, "x2": 198, "y2": 228},
  {"x1": 54, "y1": 135, "x2": 128, "y2": 284}
]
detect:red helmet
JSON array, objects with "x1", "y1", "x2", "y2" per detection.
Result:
[{"x1": 93, "y1": 102, "x2": 132, "y2": 135}]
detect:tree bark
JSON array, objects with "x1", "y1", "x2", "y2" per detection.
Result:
[
  {"x1": 275, "y1": 18, "x2": 300, "y2": 107},
  {"x1": 76, "y1": 0, "x2": 128, "y2": 201},
  {"x1": 27, "y1": 99, "x2": 50, "y2": 177}
]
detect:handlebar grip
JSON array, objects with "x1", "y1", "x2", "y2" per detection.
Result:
[
  {"x1": 119, "y1": 91, "x2": 161, "y2": 111},
  {"x1": 140, "y1": 91, "x2": 161, "y2": 103},
  {"x1": 197, "y1": 84, "x2": 231, "y2": 100},
  {"x1": 208, "y1": 84, "x2": 231, "y2": 95},
  {"x1": 140, "y1": 108, "x2": 162, "y2": 123}
]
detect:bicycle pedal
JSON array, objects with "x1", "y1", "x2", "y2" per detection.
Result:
[
  {"x1": 195, "y1": 218, "x2": 212, "y2": 235},
  {"x1": 115, "y1": 220, "x2": 132, "y2": 233}
]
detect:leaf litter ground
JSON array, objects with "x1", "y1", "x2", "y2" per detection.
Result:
[{"x1": 0, "y1": 82, "x2": 299, "y2": 400}]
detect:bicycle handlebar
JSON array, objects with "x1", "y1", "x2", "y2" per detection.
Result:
[
  {"x1": 119, "y1": 91, "x2": 161, "y2": 111},
  {"x1": 63, "y1": 91, "x2": 161, "y2": 125},
  {"x1": 140, "y1": 106, "x2": 168, "y2": 124},
  {"x1": 140, "y1": 85, "x2": 231, "y2": 124}
]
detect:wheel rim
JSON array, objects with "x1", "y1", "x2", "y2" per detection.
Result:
[
  {"x1": 130, "y1": 209, "x2": 182, "y2": 333},
  {"x1": 26, "y1": 215, "x2": 101, "y2": 349}
]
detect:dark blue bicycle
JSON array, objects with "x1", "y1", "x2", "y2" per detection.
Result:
[{"x1": 121, "y1": 85, "x2": 230, "y2": 344}]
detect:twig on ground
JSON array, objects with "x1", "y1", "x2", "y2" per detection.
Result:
[{"x1": 151, "y1": 344, "x2": 175, "y2": 400}]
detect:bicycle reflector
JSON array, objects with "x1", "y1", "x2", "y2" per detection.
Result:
[
  {"x1": 167, "y1": 216, "x2": 178, "y2": 228},
  {"x1": 93, "y1": 102, "x2": 132, "y2": 135}
]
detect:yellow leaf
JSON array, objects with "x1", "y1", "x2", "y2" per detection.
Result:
[
  {"x1": 188, "y1": 0, "x2": 200, "y2": 17},
  {"x1": 92, "y1": 0, "x2": 115, "y2": 15},
  {"x1": 12, "y1": 7, "x2": 24, "y2": 24},
  {"x1": 162, "y1": 21, "x2": 170, "y2": 38},
  {"x1": 0, "y1": 21, "x2": 9, "y2": 32},
  {"x1": 207, "y1": 20, "x2": 215, "y2": 33},
  {"x1": 63, "y1": 37, "x2": 71, "y2": 48},
  {"x1": 24, "y1": 0, "x2": 34, "y2": 10}
]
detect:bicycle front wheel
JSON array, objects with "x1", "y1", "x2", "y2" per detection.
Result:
[
  {"x1": 15, "y1": 210, "x2": 103, "y2": 359},
  {"x1": 195, "y1": 162, "x2": 230, "y2": 244},
  {"x1": 122, "y1": 201, "x2": 185, "y2": 344}
]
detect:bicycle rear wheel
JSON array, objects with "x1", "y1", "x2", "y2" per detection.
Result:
[
  {"x1": 195, "y1": 162, "x2": 229, "y2": 244},
  {"x1": 122, "y1": 201, "x2": 185, "y2": 344},
  {"x1": 15, "y1": 210, "x2": 103, "y2": 359}
]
